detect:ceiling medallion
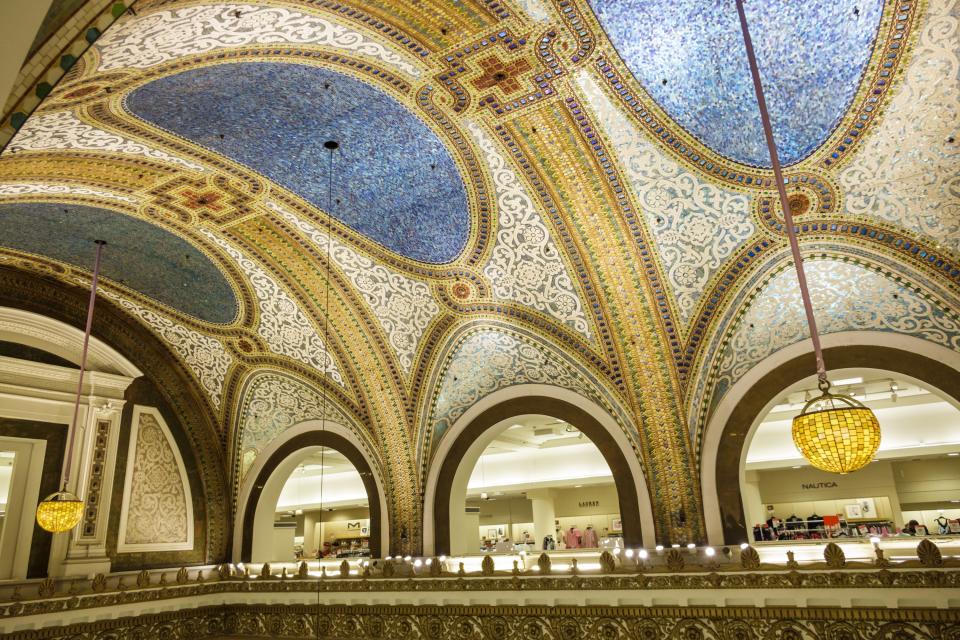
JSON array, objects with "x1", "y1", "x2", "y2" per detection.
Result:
[
  {"x1": 735, "y1": 0, "x2": 880, "y2": 474},
  {"x1": 451, "y1": 281, "x2": 472, "y2": 300},
  {"x1": 787, "y1": 193, "x2": 810, "y2": 217}
]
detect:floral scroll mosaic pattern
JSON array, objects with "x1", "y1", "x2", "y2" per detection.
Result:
[
  {"x1": 6, "y1": 110, "x2": 205, "y2": 171},
  {"x1": 201, "y1": 230, "x2": 344, "y2": 385},
  {"x1": 0, "y1": 182, "x2": 136, "y2": 204},
  {"x1": 469, "y1": 122, "x2": 592, "y2": 339},
  {"x1": 429, "y1": 328, "x2": 613, "y2": 447},
  {"x1": 713, "y1": 259, "x2": 960, "y2": 398},
  {"x1": 237, "y1": 371, "x2": 354, "y2": 479},
  {"x1": 123, "y1": 412, "x2": 189, "y2": 546},
  {"x1": 94, "y1": 3, "x2": 422, "y2": 77},
  {"x1": 102, "y1": 291, "x2": 233, "y2": 409},
  {"x1": 839, "y1": 0, "x2": 960, "y2": 251},
  {"x1": 270, "y1": 202, "x2": 440, "y2": 375},
  {"x1": 576, "y1": 71, "x2": 754, "y2": 328}
]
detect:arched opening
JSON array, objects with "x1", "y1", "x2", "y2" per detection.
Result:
[
  {"x1": 740, "y1": 368, "x2": 960, "y2": 543},
  {"x1": 706, "y1": 341, "x2": 960, "y2": 545},
  {"x1": 240, "y1": 430, "x2": 382, "y2": 562},
  {"x1": 455, "y1": 414, "x2": 622, "y2": 555},
  {"x1": 429, "y1": 393, "x2": 647, "y2": 556},
  {"x1": 271, "y1": 447, "x2": 370, "y2": 561}
]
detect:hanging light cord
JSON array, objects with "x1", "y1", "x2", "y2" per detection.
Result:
[
  {"x1": 735, "y1": 0, "x2": 829, "y2": 390},
  {"x1": 318, "y1": 140, "x2": 338, "y2": 562},
  {"x1": 62, "y1": 239, "x2": 107, "y2": 491}
]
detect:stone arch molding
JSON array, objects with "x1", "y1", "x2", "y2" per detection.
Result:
[
  {"x1": 699, "y1": 331, "x2": 960, "y2": 545},
  {"x1": 687, "y1": 249, "x2": 960, "y2": 444},
  {"x1": 0, "y1": 306, "x2": 141, "y2": 377},
  {"x1": 418, "y1": 324, "x2": 640, "y2": 470},
  {"x1": 232, "y1": 369, "x2": 382, "y2": 491},
  {"x1": 233, "y1": 419, "x2": 390, "y2": 562},
  {"x1": 422, "y1": 383, "x2": 657, "y2": 555}
]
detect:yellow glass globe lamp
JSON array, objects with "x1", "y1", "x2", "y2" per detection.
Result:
[
  {"x1": 792, "y1": 381, "x2": 881, "y2": 474},
  {"x1": 36, "y1": 488, "x2": 84, "y2": 533}
]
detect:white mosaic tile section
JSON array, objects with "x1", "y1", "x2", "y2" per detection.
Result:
[
  {"x1": 512, "y1": 0, "x2": 551, "y2": 22},
  {"x1": 576, "y1": 70, "x2": 755, "y2": 329},
  {"x1": 468, "y1": 121, "x2": 593, "y2": 340},
  {"x1": 0, "y1": 182, "x2": 137, "y2": 204},
  {"x1": 200, "y1": 230, "x2": 344, "y2": 385},
  {"x1": 102, "y1": 291, "x2": 233, "y2": 408},
  {"x1": 95, "y1": 3, "x2": 422, "y2": 78},
  {"x1": 123, "y1": 412, "x2": 189, "y2": 545},
  {"x1": 715, "y1": 259, "x2": 960, "y2": 389},
  {"x1": 839, "y1": 0, "x2": 960, "y2": 251},
  {"x1": 6, "y1": 110, "x2": 205, "y2": 171},
  {"x1": 269, "y1": 201, "x2": 439, "y2": 375},
  {"x1": 238, "y1": 371, "x2": 351, "y2": 478}
]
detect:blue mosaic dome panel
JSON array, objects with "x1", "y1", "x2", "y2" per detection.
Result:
[
  {"x1": 0, "y1": 202, "x2": 238, "y2": 323},
  {"x1": 587, "y1": 0, "x2": 883, "y2": 167},
  {"x1": 127, "y1": 63, "x2": 470, "y2": 263}
]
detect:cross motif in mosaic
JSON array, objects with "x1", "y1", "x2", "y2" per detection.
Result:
[
  {"x1": 146, "y1": 174, "x2": 262, "y2": 224},
  {"x1": 436, "y1": 30, "x2": 562, "y2": 117},
  {"x1": 181, "y1": 189, "x2": 224, "y2": 212},
  {"x1": 472, "y1": 55, "x2": 532, "y2": 94}
]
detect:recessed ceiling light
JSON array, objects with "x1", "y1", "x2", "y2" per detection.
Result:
[
  {"x1": 791, "y1": 465, "x2": 802, "y2": 469},
  {"x1": 574, "y1": 485, "x2": 583, "y2": 488},
  {"x1": 832, "y1": 377, "x2": 863, "y2": 386},
  {"x1": 948, "y1": 453, "x2": 959, "y2": 457}
]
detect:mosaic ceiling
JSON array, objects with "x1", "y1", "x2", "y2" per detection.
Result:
[
  {"x1": 0, "y1": 0, "x2": 957, "y2": 546},
  {"x1": 126, "y1": 61, "x2": 470, "y2": 263},
  {"x1": 588, "y1": 0, "x2": 885, "y2": 166}
]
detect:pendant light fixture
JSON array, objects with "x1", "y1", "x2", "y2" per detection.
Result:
[
  {"x1": 735, "y1": 0, "x2": 880, "y2": 474},
  {"x1": 36, "y1": 240, "x2": 106, "y2": 532}
]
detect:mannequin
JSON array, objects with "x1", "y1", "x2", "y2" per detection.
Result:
[
  {"x1": 582, "y1": 525, "x2": 598, "y2": 548},
  {"x1": 564, "y1": 526, "x2": 581, "y2": 549},
  {"x1": 935, "y1": 515, "x2": 949, "y2": 535}
]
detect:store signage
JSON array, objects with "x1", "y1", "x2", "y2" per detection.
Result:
[
  {"x1": 346, "y1": 521, "x2": 362, "y2": 529},
  {"x1": 578, "y1": 500, "x2": 600, "y2": 508},
  {"x1": 801, "y1": 481, "x2": 838, "y2": 490}
]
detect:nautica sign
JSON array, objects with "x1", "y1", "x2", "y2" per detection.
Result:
[{"x1": 801, "y1": 481, "x2": 838, "y2": 490}]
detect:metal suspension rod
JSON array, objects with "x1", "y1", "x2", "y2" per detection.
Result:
[
  {"x1": 319, "y1": 140, "x2": 338, "y2": 532},
  {"x1": 62, "y1": 239, "x2": 106, "y2": 490},
  {"x1": 734, "y1": 0, "x2": 828, "y2": 387}
]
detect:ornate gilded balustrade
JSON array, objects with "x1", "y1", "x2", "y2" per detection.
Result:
[{"x1": 1, "y1": 540, "x2": 958, "y2": 639}]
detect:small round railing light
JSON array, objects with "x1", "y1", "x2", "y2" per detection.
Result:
[
  {"x1": 36, "y1": 489, "x2": 84, "y2": 533},
  {"x1": 792, "y1": 380, "x2": 881, "y2": 474}
]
